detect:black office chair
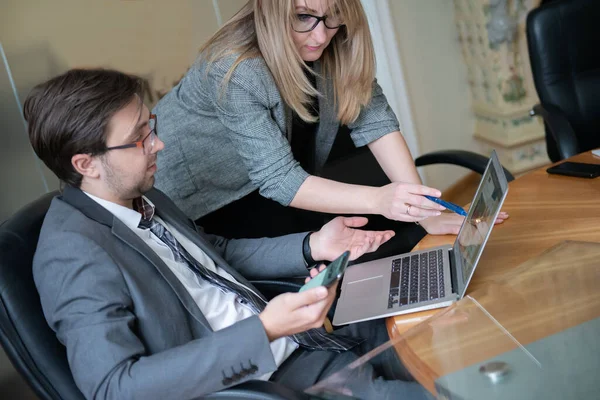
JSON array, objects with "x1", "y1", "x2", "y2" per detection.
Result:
[
  {"x1": 0, "y1": 192, "x2": 311, "y2": 400},
  {"x1": 527, "y1": 0, "x2": 600, "y2": 162}
]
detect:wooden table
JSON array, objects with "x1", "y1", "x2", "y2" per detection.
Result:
[{"x1": 386, "y1": 150, "x2": 600, "y2": 394}]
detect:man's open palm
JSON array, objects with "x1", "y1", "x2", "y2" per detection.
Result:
[{"x1": 311, "y1": 217, "x2": 395, "y2": 261}]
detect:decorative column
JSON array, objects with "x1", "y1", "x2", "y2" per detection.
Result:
[{"x1": 453, "y1": 0, "x2": 548, "y2": 173}]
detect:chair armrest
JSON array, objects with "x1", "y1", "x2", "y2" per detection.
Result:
[
  {"x1": 415, "y1": 150, "x2": 515, "y2": 182},
  {"x1": 203, "y1": 380, "x2": 311, "y2": 400},
  {"x1": 530, "y1": 103, "x2": 580, "y2": 161}
]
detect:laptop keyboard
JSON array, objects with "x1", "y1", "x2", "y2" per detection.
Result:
[{"x1": 388, "y1": 249, "x2": 445, "y2": 309}]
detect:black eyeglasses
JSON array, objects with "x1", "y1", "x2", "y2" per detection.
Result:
[
  {"x1": 105, "y1": 114, "x2": 158, "y2": 155},
  {"x1": 292, "y1": 13, "x2": 343, "y2": 33}
]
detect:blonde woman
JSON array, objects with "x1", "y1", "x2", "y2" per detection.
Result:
[{"x1": 153, "y1": 0, "x2": 482, "y2": 256}]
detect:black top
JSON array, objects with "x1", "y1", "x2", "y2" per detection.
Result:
[{"x1": 290, "y1": 63, "x2": 319, "y2": 174}]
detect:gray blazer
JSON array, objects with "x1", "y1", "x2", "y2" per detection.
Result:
[
  {"x1": 33, "y1": 186, "x2": 309, "y2": 399},
  {"x1": 153, "y1": 55, "x2": 400, "y2": 220}
]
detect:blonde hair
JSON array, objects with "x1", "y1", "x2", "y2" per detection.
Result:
[{"x1": 200, "y1": 0, "x2": 375, "y2": 125}]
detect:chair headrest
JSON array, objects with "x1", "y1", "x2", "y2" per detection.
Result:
[{"x1": 527, "y1": 0, "x2": 600, "y2": 159}]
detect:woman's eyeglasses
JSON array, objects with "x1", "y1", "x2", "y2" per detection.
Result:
[
  {"x1": 292, "y1": 13, "x2": 343, "y2": 33},
  {"x1": 105, "y1": 114, "x2": 158, "y2": 155}
]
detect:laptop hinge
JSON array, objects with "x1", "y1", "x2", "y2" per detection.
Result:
[{"x1": 448, "y1": 249, "x2": 459, "y2": 297}]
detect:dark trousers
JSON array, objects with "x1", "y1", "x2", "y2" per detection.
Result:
[
  {"x1": 270, "y1": 319, "x2": 432, "y2": 400},
  {"x1": 196, "y1": 189, "x2": 427, "y2": 263}
]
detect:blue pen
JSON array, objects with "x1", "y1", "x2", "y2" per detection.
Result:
[{"x1": 425, "y1": 195, "x2": 468, "y2": 217}]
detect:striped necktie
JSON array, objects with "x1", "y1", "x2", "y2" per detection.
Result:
[{"x1": 134, "y1": 198, "x2": 363, "y2": 352}]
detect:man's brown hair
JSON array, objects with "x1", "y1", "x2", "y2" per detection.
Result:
[{"x1": 24, "y1": 68, "x2": 143, "y2": 187}]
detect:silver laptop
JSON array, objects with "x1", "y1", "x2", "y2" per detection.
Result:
[{"x1": 333, "y1": 150, "x2": 509, "y2": 326}]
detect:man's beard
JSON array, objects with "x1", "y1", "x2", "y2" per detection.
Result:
[{"x1": 101, "y1": 157, "x2": 154, "y2": 200}]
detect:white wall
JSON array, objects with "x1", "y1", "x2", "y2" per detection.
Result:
[
  {"x1": 389, "y1": 1, "x2": 476, "y2": 191},
  {"x1": 0, "y1": 0, "x2": 243, "y2": 223},
  {"x1": 0, "y1": 0, "x2": 222, "y2": 103},
  {"x1": 216, "y1": 0, "x2": 248, "y2": 22}
]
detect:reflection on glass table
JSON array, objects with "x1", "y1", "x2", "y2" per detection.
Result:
[
  {"x1": 305, "y1": 331, "x2": 433, "y2": 400},
  {"x1": 309, "y1": 241, "x2": 600, "y2": 399}
]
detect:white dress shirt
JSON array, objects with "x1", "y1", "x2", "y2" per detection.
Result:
[{"x1": 84, "y1": 193, "x2": 298, "y2": 379}]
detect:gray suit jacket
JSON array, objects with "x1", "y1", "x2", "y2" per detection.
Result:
[
  {"x1": 33, "y1": 186, "x2": 309, "y2": 399},
  {"x1": 153, "y1": 55, "x2": 400, "y2": 220}
]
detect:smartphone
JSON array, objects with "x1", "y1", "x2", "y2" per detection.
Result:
[
  {"x1": 299, "y1": 251, "x2": 350, "y2": 292},
  {"x1": 546, "y1": 162, "x2": 600, "y2": 179}
]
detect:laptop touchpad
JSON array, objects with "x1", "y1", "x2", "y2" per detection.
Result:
[{"x1": 345, "y1": 276, "x2": 384, "y2": 298}]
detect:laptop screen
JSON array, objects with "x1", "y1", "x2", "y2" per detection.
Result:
[{"x1": 454, "y1": 151, "x2": 509, "y2": 297}]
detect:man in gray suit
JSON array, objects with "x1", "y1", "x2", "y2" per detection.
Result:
[{"x1": 26, "y1": 69, "x2": 430, "y2": 400}]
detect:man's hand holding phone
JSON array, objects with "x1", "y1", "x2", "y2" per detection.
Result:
[
  {"x1": 259, "y1": 264, "x2": 338, "y2": 342},
  {"x1": 259, "y1": 251, "x2": 349, "y2": 342}
]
